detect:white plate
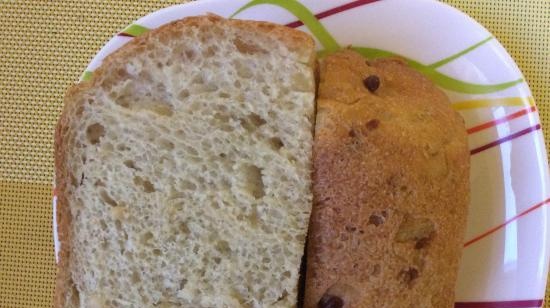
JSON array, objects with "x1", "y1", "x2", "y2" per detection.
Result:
[{"x1": 54, "y1": 0, "x2": 550, "y2": 306}]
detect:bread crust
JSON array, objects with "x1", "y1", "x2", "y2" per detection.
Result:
[
  {"x1": 304, "y1": 50, "x2": 469, "y2": 308},
  {"x1": 54, "y1": 15, "x2": 314, "y2": 308}
]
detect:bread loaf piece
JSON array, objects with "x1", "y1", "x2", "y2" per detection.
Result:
[
  {"x1": 304, "y1": 50, "x2": 469, "y2": 308},
  {"x1": 55, "y1": 15, "x2": 316, "y2": 308}
]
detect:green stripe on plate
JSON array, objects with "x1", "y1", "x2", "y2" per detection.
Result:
[
  {"x1": 121, "y1": 24, "x2": 150, "y2": 37},
  {"x1": 80, "y1": 70, "x2": 93, "y2": 82}
]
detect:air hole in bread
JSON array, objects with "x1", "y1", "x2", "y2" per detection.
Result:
[
  {"x1": 131, "y1": 271, "x2": 141, "y2": 283},
  {"x1": 214, "y1": 112, "x2": 230, "y2": 124},
  {"x1": 203, "y1": 83, "x2": 219, "y2": 92},
  {"x1": 219, "y1": 124, "x2": 234, "y2": 132},
  {"x1": 181, "y1": 180, "x2": 197, "y2": 191},
  {"x1": 282, "y1": 271, "x2": 291, "y2": 279},
  {"x1": 234, "y1": 60, "x2": 253, "y2": 79},
  {"x1": 178, "y1": 222, "x2": 190, "y2": 235},
  {"x1": 115, "y1": 95, "x2": 130, "y2": 108},
  {"x1": 247, "y1": 211, "x2": 259, "y2": 228},
  {"x1": 178, "y1": 89, "x2": 190, "y2": 100},
  {"x1": 205, "y1": 45, "x2": 218, "y2": 57},
  {"x1": 287, "y1": 155, "x2": 297, "y2": 164},
  {"x1": 116, "y1": 143, "x2": 130, "y2": 152},
  {"x1": 179, "y1": 278, "x2": 188, "y2": 290},
  {"x1": 158, "y1": 138, "x2": 174, "y2": 151},
  {"x1": 86, "y1": 123, "x2": 105, "y2": 145},
  {"x1": 114, "y1": 219, "x2": 122, "y2": 230},
  {"x1": 233, "y1": 37, "x2": 266, "y2": 54},
  {"x1": 242, "y1": 164, "x2": 265, "y2": 199},
  {"x1": 99, "y1": 189, "x2": 118, "y2": 207},
  {"x1": 240, "y1": 113, "x2": 266, "y2": 132},
  {"x1": 123, "y1": 160, "x2": 139, "y2": 171},
  {"x1": 140, "y1": 231, "x2": 154, "y2": 245},
  {"x1": 276, "y1": 290, "x2": 289, "y2": 303},
  {"x1": 148, "y1": 102, "x2": 174, "y2": 117},
  {"x1": 220, "y1": 178, "x2": 231, "y2": 190},
  {"x1": 110, "y1": 206, "x2": 125, "y2": 221},
  {"x1": 70, "y1": 173, "x2": 78, "y2": 187},
  {"x1": 234, "y1": 80, "x2": 242, "y2": 89},
  {"x1": 101, "y1": 142, "x2": 114, "y2": 154},
  {"x1": 211, "y1": 201, "x2": 221, "y2": 210},
  {"x1": 152, "y1": 249, "x2": 162, "y2": 256},
  {"x1": 191, "y1": 74, "x2": 204, "y2": 85},
  {"x1": 134, "y1": 176, "x2": 156, "y2": 193},
  {"x1": 183, "y1": 144, "x2": 199, "y2": 156},
  {"x1": 215, "y1": 240, "x2": 230, "y2": 254},
  {"x1": 200, "y1": 140, "x2": 212, "y2": 151},
  {"x1": 184, "y1": 49, "x2": 196, "y2": 61},
  {"x1": 219, "y1": 92, "x2": 230, "y2": 98},
  {"x1": 269, "y1": 137, "x2": 284, "y2": 150},
  {"x1": 99, "y1": 220, "x2": 108, "y2": 231}
]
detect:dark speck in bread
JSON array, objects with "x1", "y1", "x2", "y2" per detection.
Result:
[{"x1": 318, "y1": 294, "x2": 344, "y2": 308}]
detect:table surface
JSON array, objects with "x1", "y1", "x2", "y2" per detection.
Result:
[{"x1": 0, "y1": 0, "x2": 548, "y2": 307}]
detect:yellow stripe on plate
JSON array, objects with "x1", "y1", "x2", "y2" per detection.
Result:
[{"x1": 452, "y1": 96, "x2": 535, "y2": 110}]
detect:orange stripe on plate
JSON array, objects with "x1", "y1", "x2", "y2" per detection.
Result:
[
  {"x1": 464, "y1": 198, "x2": 550, "y2": 247},
  {"x1": 467, "y1": 106, "x2": 537, "y2": 134}
]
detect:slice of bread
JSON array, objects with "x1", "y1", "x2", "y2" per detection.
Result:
[
  {"x1": 304, "y1": 50, "x2": 469, "y2": 308},
  {"x1": 55, "y1": 15, "x2": 316, "y2": 308}
]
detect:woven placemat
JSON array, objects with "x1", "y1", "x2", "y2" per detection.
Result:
[{"x1": 0, "y1": 1, "x2": 547, "y2": 307}]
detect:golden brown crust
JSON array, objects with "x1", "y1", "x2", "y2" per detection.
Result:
[
  {"x1": 304, "y1": 50, "x2": 469, "y2": 308},
  {"x1": 53, "y1": 15, "x2": 315, "y2": 308},
  {"x1": 54, "y1": 83, "x2": 80, "y2": 308}
]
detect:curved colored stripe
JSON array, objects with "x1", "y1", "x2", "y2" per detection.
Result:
[
  {"x1": 232, "y1": 0, "x2": 524, "y2": 94},
  {"x1": 96, "y1": 1, "x2": 522, "y2": 95},
  {"x1": 119, "y1": 23, "x2": 149, "y2": 37},
  {"x1": 80, "y1": 70, "x2": 93, "y2": 82},
  {"x1": 285, "y1": 0, "x2": 381, "y2": 28},
  {"x1": 467, "y1": 106, "x2": 537, "y2": 134},
  {"x1": 453, "y1": 96, "x2": 535, "y2": 110},
  {"x1": 464, "y1": 198, "x2": 550, "y2": 248},
  {"x1": 351, "y1": 47, "x2": 524, "y2": 94},
  {"x1": 419, "y1": 69, "x2": 523, "y2": 95},
  {"x1": 455, "y1": 299, "x2": 543, "y2": 308},
  {"x1": 428, "y1": 36, "x2": 493, "y2": 69},
  {"x1": 230, "y1": 0, "x2": 340, "y2": 53},
  {"x1": 470, "y1": 123, "x2": 541, "y2": 155}
]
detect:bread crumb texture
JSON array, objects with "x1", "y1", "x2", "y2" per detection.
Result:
[{"x1": 56, "y1": 16, "x2": 315, "y2": 308}]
